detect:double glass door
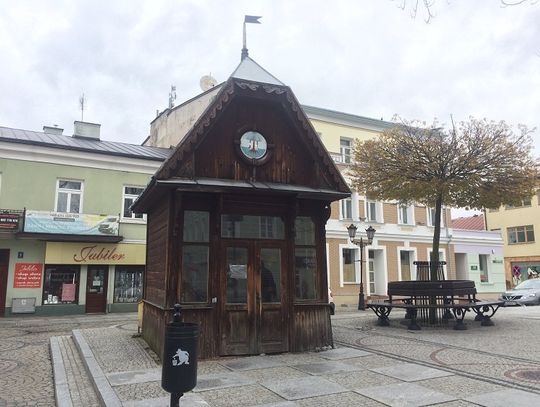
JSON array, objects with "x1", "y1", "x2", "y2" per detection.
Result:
[{"x1": 220, "y1": 241, "x2": 287, "y2": 355}]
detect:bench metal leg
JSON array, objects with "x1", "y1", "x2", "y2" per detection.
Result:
[
  {"x1": 407, "y1": 308, "x2": 421, "y2": 330},
  {"x1": 472, "y1": 304, "x2": 500, "y2": 327},
  {"x1": 370, "y1": 305, "x2": 391, "y2": 326},
  {"x1": 451, "y1": 308, "x2": 468, "y2": 330}
]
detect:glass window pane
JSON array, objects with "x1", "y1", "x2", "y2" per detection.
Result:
[
  {"x1": 181, "y1": 246, "x2": 208, "y2": 303},
  {"x1": 295, "y1": 248, "x2": 317, "y2": 299},
  {"x1": 517, "y1": 229, "x2": 526, "y2": 242},
  {"x1": 400, "y1": 251, "x2": 411, "y2": 280},
  {"x1": 59, "y1": 180, "x2": 81, "y2": 190},
  {"x1": 526, "y1": 229, "x2": 535, "y2": 242},
  {"x1": 184, "y1": 211, "x2": 209, "y2": 242},
  {"x1": 295, "y1": 217, "x2": 315, "y2": 245},
  {"x1": 508, "y1": 229, "x2": 517, "y2": 244},
  {"x1": 57, "y1": 192, "x2": 68, "y2": 212},
  {"x1": 69, "y1": 193, "x2": 80, "y2": 213},
  {"x1": 114, "y1": 266, "x2": 143, "y2": 303},
  {"x1": 342, "y1": 248, "x2": 356, "y2": 283},
  {"x1": 226, "y1": 247, "x2": 248, "y2": 303},
  {"x1": 261, "y1": 248, "x2": 280, "y2": 303},
  {"x1": 221, "y1": 215, "x2": 284, "y2": 240},
  {"x1": 124, "y1": 197, "x2": 133, "y2": 217},
  {"x1": 125, "y1": 187, "x2": 144, "y2": 195}
]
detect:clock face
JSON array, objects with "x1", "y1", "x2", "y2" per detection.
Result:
[{"x1": 239, "y1": 131, "x2": 267, "y2": 160}]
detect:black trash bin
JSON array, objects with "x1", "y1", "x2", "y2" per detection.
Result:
[{"x1": 161, "y1": 304, "x2": 199, "y2": 405}]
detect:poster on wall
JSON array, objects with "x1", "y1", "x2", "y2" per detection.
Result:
[
  {"x1": 13, "y1": 263, "x2": 43, "y2": 288},
  {"x1": 0, "y1": 211, "x2": 20, "y2": 230},
  {"x1": 24, "y1": 211, "x2": 119, "y2": 236},
  {"x1": 61, "y1": 283, "x2": 76, "y2": 302}
]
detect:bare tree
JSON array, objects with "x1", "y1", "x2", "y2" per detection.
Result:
[{"x1": 350, "y1": 117, "x2": 539, "y2": 279}]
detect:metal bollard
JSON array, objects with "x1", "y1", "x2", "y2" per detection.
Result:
[{"x1": 161, "y1": 304, "x2": 199, "y2": 407}]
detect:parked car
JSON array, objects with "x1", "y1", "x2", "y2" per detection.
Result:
[
  {"x1": 328, "y1": 288, "x2": 335, "y2": 315},
  {"x1": 500, "y1": 278, "x2": 540, "y2": 306}
]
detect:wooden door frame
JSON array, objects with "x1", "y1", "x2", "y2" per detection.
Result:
[
  {"x1": 219, "y1": 239, "x2": 287, "y2": 355},
  {"x1": 0, "y1": 250, "x2": 9, "y2": 317},
  {"x1": 85, "y1": 265, "x2": 109, "y2": 313}
]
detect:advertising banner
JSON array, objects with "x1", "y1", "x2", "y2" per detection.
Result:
[
  {"x1": 13, "y1": 263, "x2": 43, "y2": 288},
  {"x1": 24, "y1": 211, "x2": 119, "y2": 236},
  {"x1": 0, "y1": 211, "x2": 20, "y2": 230}
]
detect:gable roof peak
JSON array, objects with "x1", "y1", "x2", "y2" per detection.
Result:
[{"x1": 230, "y1": 56, "x2": 284, "y2": 86}]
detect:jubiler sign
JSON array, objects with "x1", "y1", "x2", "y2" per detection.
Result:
[{"x1": 45, "y1": 242, "x2": 145, "y2": 265}]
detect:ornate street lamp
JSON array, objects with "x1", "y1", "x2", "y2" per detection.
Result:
[{"x1": 347, "y1": 223, "x2": 376, "y2": 310}]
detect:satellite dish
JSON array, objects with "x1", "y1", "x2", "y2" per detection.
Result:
[{"x1": 200, "y1": 74, "x2": 217, "y2": 91}]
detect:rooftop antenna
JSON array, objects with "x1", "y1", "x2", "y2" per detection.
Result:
[
  {"x1": 79, "y1": 93, "x2": 85, "y2": 121},
  {"x1": 168, "y1": 85, "x2": 177, "y2": 109},
  {"x1": 242, "y1": 15, "x2": 261, "y2": 60}
]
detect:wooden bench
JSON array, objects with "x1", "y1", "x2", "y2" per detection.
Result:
[{"x1": 367, "y1": 298, "x2": 504, "y2": 330}]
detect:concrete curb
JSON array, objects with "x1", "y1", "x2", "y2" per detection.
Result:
[
  {"x1": 72, "y1": 329, "x2": 122, "y2": 407},
  {"x1": 49, "y1": 336, "x2": 74, "y2": 407}
]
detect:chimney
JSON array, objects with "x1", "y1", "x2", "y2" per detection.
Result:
[
  {"x1": 73, "y1": 121, "x2": 101, "y2": 140},
  {"x1": 43, "y1": 125, "x2": 64, "y2": 136}
]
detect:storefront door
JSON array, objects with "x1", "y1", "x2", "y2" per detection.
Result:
[
  {"x1": 220, "y1": 241, "x2": 288, "y2": 355},
  {"x1": 86, "y1": 265, "x2": 108, "y2": 313},
  {"x1": 0, "y1": 250, "x2": 9, "y2": 317}
]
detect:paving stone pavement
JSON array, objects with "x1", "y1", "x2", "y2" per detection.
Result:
[
  {"x1": 0, "y1": 314, "x2": 137, "y2": 407},
  {"x1": 41, "y1": 305, "x2": 540, "y2": 406}
]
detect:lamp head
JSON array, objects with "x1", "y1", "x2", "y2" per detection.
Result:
[
  {"x1": 347, "y1": 223, "x2": 357, "y2": 241},
  {"x1": 366, "y1": 225, "x2": 376, "y2": 243}
]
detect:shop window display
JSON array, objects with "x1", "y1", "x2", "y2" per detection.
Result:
[
  {"x1": 114, "y1": 266, "x2": 143, "y2": 302},
  {"x1": 42, "y1": 265, "x2": 80, "y2": 304}
]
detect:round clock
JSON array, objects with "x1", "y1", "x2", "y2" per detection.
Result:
[{"x1": 239, "y1": 131, "x2": 267, "y2": 160}]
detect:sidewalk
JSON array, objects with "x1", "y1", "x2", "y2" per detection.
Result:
[{"x1": 51, "y1": 306, "x2": 540, "y2": 406}]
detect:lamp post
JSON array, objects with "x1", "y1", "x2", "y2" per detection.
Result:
[{"x1": 347, "y1": 223, "x2": 376, "y2": 310}]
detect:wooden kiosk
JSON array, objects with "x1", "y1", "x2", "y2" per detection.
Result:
[{"x1": 133, "y1": 57, "x2": 350, "y2": 359}]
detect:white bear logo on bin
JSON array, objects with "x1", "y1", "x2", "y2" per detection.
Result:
[{"x1": 172, "y1": 348, "x2": 190, "y2": 366}]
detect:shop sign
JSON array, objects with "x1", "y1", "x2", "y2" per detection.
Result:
[
  {"x1": 46, "y1": 242, "x2": 146, "y2": 265},
  {"x1": 24, "y1": 210, "x2": 119, "y2": 236},
  {"x1": 14, "y1": 263, "x2": 43, "y2": 288},
  {"x1": 0, "y1": 211, "x2": 20, "y2": 230}
]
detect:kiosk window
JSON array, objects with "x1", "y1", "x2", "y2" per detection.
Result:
[
  {"x1": 294, "y1": 217, "x2": 318, "y2": 300},
  {"x1": 182, "y1": 210, "x2": 210, "y2": 303}
]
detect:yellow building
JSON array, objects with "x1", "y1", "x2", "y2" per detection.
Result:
[{"x1": 485, "y1": 191, "x2": 540, "y2": 288}]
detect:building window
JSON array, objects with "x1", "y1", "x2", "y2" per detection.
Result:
[
  {"x1": 368, "y1": 250, "x2": 375, "y2": 293},
  {"x1": 400, "y1": 251, "x2": 412, "y2": 280},
  {"x1": 42, "y1": 265, "x2": 80, "y2": 305},
  {"x1": 366, "y1": 200, "x2": 378, "y2": 222},
  {"x1": 56, "y1": 180, "x2": 82, "y2": 213},
  {"x1": 340, "y1": 198, "x2": 352, "y2": 220},
  {"x1": 340, "y1": 138, "x2": 352, "y2": 164},
  {"x1": 427, "y1": 207, "x2": 444, "y2": 227},
  {"x1": 114, "y1": 266, "x2": 143, "y2": 302},
  {"x1": 507, "y1": 225, "x2": 535, "y2": 244},
  {"x1": 182, "y1": 211, "x2": 209, "y2": 303},
  {"x1": 342, "y1": 248, "x2": 357, "y2": 283},
  {"x1": 295, "y1": 217, "x2": 318, "y2": 300},
  {"x1": 505, "y1": 199, "x2": 532, "y2": 209},
  {"x1": 122, "y1": 186, "x2": 145, "y2": 219},
  {"x1": 398, "y1": 204, "x2": 413, "y2": 225},
  {"x1": 479, "y1": 255, "x2": 489, "y2": 283}
]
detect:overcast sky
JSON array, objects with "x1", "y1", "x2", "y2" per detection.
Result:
[{"x1": 1, "y1": 0, "x2": 539, "y2": 157}]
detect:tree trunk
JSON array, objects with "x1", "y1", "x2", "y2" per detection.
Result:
[{"x1": 430, "y1": 194, "x2": 443, "y2": 281}]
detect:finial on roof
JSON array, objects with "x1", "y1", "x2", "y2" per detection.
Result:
[{"x1": 242, "y1": 15, "x2": 261, "y2": 61}]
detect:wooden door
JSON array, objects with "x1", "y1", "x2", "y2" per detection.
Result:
[
  {"x1": 0, "y1": 250, "x2": 9, "y2": 317},
  {"x1": 220, "y1": 241, "x2": 287, "y2": 355},
  {"x1": 86, "y1": 265, "x2": 108, "y2": 313}
]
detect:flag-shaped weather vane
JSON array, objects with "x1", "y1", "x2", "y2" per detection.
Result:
[{"x1": 242, "y1": 15, "x2": 262, "y2": 60}]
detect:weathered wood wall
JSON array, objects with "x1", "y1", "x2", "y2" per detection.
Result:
[{"x1": 291, "y1": 305, "x2": 333, "y2": 352}]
